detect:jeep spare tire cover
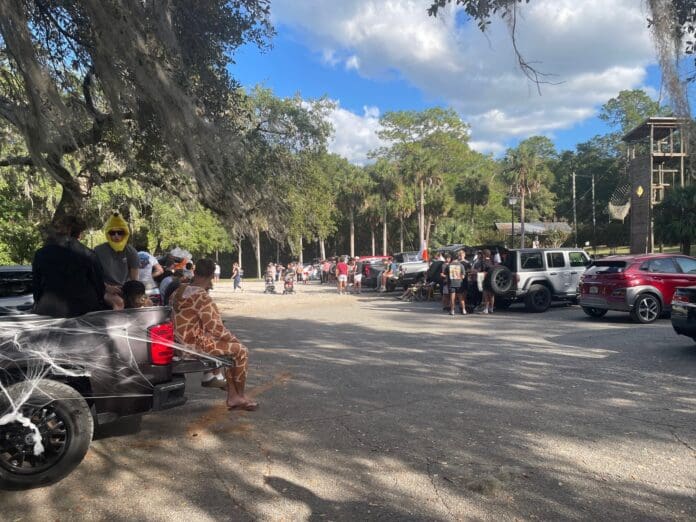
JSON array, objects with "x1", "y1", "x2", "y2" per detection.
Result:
[{"x1": 489, "y1": 265, "x2": 513, "y2": 295}]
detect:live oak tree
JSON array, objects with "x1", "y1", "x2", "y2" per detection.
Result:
[{"x1": 0, "y1": 0, "x2": 330, "y2": 236}]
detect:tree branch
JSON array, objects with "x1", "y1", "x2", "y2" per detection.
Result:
[
  {"x1": 82, "y1": 66, "x2": 106, "y2": 121},
  {"x1": 0, "y1": 93, "x2": 22, "y2": 128},
  {"x1": 0, "y1": 155, "x2": 33, "y2": 167}
]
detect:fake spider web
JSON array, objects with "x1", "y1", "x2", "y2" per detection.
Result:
[
  {"x1": 608, "y1": 183, "x2": 631, "y2": 221},
  {"x1": 0, "y1": 312, "x2": 227, "y2": 463}
]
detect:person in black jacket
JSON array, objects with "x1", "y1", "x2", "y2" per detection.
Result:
[{"x1": 32, "y1": 216, "x2": 115, "y2": 317}]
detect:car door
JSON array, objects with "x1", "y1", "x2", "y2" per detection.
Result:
[
  {"x1": 674, "y1": 256, "x2": 696, "y2": 290},
  {"x1": 568, "y1": 251, "x2": 590, "y2": 292},
  {"x1": 643, "y1": 257, "x2": 681, "y2": 303},
  {"x1": 545, "y1": 251, "x2": 569, "y2": 294}
]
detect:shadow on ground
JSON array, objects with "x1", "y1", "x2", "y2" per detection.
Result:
[{"x1": 1, "y1": 296, "x2": 694, "y2": 520}]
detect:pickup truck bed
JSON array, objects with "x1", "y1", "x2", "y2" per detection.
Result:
[{"x1": 0, "y1": 306, "x2": 218, "y2": 488}]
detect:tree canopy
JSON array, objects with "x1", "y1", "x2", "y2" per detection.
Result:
[{"x1": 0, "y1": 0, "x2": 332, "y2": 236}]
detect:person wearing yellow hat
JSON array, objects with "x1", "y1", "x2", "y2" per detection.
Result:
[{"x1": 94, "y1": 212, "x2": 139, "y2": 291}]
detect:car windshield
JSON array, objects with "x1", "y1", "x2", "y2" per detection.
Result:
[{"x1": 585, "y1": 260, "x2": 628, "y2": 274}]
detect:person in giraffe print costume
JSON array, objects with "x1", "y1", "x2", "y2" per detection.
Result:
[{"x1": 171, "y1": 258, "x2": 258, "y2": 411}]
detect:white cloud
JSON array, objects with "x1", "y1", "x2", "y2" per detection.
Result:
[
  {"x1": 326, "y1": 103, "x2": 387, "y2": 164},
  {"x1": 269, "y1": 0, "x2": 657, "y2": 150},
  {"x1": 469, "y1": 140, "x2": 506, "y2": 156}
]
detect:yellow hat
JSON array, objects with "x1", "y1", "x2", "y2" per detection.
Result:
[{"x1": 104, "y1": 212, "x2": 130, "y2": 252}]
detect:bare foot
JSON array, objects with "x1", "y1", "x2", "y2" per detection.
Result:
[{"x1": 227, "y1": 398, "x2": 259, "y2": 411}]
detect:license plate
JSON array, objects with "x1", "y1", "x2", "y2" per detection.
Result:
[{"x1": 589, "y1": 286, "x2": 599, "y2": 294}]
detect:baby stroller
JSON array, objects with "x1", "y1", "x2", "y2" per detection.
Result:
[
  {"x1": 283, "y1": 271, "x2": 296, "y2": 294},
  {"x1": 264, "y1": 274, "x2": 277, "y2": 294}
]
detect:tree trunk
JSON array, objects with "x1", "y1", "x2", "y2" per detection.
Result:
[
  {"x1": 371, "y1": 228, "x2": 376, "y2": 256},
  {"x1": 53, "y1": 185, "x2": 88, "y2": 225},
  {"x1": 349, "y1": 208, "x2": 355, "y2": 257},
  {"x1": 299, "y1": 235, "x2": 304, "y2": 264},
  {"x1": 254, "y1": 227, "x2": 261, "y2": 279},
  {"x1": 682, "y1": 238, "x2": 691, "y2": 256},
  {"x1": 238, "y1": 239, "x2": 242, "y2": 269},
  {"x1": 399, "y1": 216, "x2": 404, "y2": 252},
  {"x1": 425, "y1": 215, "x2": 432, "y2": 247},
  {"x1": 382, "y1": 205, "x2": 388, "y2": 255},
  {"x1": 320, "y1": 238, "x2": 326, "y2": 260},
  {"x1": 418, "y1": 179, "x2": 425, "y2": 247}
]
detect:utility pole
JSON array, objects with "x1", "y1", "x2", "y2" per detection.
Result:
[
  {"x1": 572, "y1": 171, "x2": 578, "y2": 247},
  {"x1": 591, "y1": 172, "x2": 596, "y2": 253}
]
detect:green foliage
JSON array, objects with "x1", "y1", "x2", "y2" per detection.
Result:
[
  {"x1": 654, "y1": 184, "x2": 696, "y2": 255},
  {"x1": 501, "y1": 136, "x2": 557, "y2": 220},
  {"x1": 80, "y1": 180, "x2": 233, "y2": 256},
  {"x1": 427, "y1": 1, "x2": 529, "y2": 30},
  {"x1": 599, "y1": 90, "x2": 668, "y2": 134},
  {"x1": 0, "y1": 168, "x2": 60, "y2": 264}
]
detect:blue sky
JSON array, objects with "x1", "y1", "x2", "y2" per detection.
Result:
[{"x1": 231, "y1": 1, "x2": 677, "y2": 162}]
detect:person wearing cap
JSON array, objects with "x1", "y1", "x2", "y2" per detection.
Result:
[{"x1": 94, "y1": 212, "x2": 139, "y2": 292}]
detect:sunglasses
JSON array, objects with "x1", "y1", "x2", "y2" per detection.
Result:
[{"x1": 108, "y1": 230, "x2": 126, "y2": 238}]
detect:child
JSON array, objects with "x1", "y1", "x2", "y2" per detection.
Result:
[{"x1": 122, "y1": 280, "x2": 153, "y2": 308}]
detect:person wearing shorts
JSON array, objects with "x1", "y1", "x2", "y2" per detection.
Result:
[
  {"x1": 353, "y1": 258, "x2": 363, "y2": 294},
  {"x1": 448, "y1": 249, "x2": 469, "y2": 315},
  {"x1": 336, "y1": 256, "x2": 349, "y2": 295}
]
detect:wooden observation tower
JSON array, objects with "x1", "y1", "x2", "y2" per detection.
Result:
[{"x1": 622, "y1": 117, "x2": 689, "y2": 254}]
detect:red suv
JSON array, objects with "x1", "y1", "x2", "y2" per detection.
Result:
[{"x1": 579, "y1": 254, "x2": 696, "y2": 323}]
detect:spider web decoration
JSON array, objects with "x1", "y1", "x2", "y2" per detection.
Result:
[
  {"x1": 0, "y1": 312, "x2": 229, "y2": 463},
  {"x1": 608, "y1": 183, "x2": 631, "y2": 221}
]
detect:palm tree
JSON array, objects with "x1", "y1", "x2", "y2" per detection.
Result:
[
  {"x1": 454, "y1": 174, "x2": 490, "y2": 225},
  {"x1": 502, "y1": 139, "x2": 555, "y2": 247},
  {"x1": 400, "y1": 143, "x2": 442, "y2": 248},
  {"x1": 369, "y1": 159, "x2": 399, "y2": 254},
  {"x1": 334, "y1": 161, "x2": 372, "y2": 257},
  {"x1": 391, "y1": 178, "x2": 416, "y2": 252}
]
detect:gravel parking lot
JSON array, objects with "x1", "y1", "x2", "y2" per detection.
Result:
[{"x1": 2, "y1": 281, "x2": 695, "y2": 521}]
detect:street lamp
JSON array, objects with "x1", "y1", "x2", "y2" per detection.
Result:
[{"x1": 508, "y1": 196, "x2": 518, "y2": 247}]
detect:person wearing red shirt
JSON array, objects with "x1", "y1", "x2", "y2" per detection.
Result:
[{"x1": 336, "y1": 256, "x2": 349, "y2": 295}]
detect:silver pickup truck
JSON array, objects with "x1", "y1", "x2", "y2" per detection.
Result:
[{"x1": 395, "y1": 251, "x2": 429, "y2": 289}]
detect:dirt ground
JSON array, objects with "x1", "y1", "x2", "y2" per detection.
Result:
[{"x1": 1, "y1": 280, "x2": 695, "y2": 521}]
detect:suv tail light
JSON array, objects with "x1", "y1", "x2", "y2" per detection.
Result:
[
  {"x1": 673, "y1": 293, "x2": 689, "y2": 304},
  {"x1": 149, "y1": 322, "x2": 175, "y2": 365}
]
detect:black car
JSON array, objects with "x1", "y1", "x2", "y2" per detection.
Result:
[
  {"x1": 0, "y1": 265, "x2": 34, "y2": 312},
  {"x1": 671, "y1": 286, "x2": 696, "y2": 343}
]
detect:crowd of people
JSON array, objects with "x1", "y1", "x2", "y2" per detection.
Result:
[
  {"x1": 275, "y1": 249, "x2": 504, "y2": 316},
  {"x1": 31, "y1": 212, "x2": 257, "y2": 411},
  {"x1": 29, "y1": 209, "x2": 505, "y2": 414}
]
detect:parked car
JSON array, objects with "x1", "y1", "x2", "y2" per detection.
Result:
[
  {"x1": 0, "y1": 265, "x2": 34, "y2": 312},
  {"x1": 359, "y1": 257, "x2": 396, "y2": 290},
  {"x1": 493, "y1": 248, "x2": 591, "y2": 312},
  {"x1": 579, "y1": 254, "x2": 696, "y2": 323},
  {"x1": 0, "y1": 306, "x2": 217, "y2": 489},
  {"x1": 394, "y1": 251, "x2": 428, "y2": 289},
  {"x1": 671, "y1": 286, "x2": 696, "y2": 343}
]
